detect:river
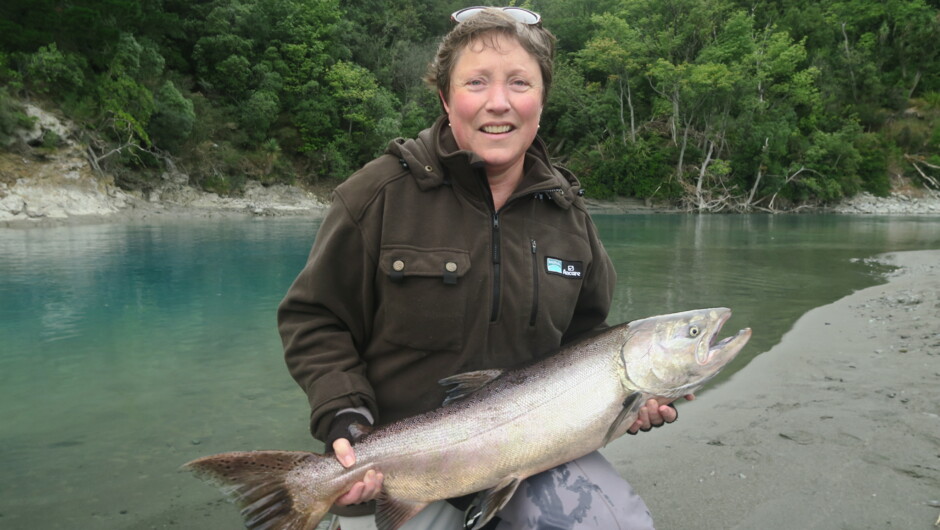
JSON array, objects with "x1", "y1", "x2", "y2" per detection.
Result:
[{"x1": 0, "y1": 214, "x2": 937, "y2": 529}]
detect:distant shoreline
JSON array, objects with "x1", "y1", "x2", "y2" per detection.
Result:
[
  {"x1": 3, "y1": 179, "x2": 939, "y2": 229},
  {"x1": 4, "y1": 131, "x2": 939, "y2": 226}
]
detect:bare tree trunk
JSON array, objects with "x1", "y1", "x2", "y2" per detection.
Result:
[
  {"x1": 618, "y1": 77, "x2": 627, "y2": 145},
  {"x1": 907, "y1": 71, "x2": 922, "y2": 100},
  {"x1": 86, "y1": 145, "x2": 103, "y2": 174},
  {"x1": 696, "y1": 140, "x2": 716, "y2": 211},
  {"x1": 676, "y1": 117, "x2": 691, "y2": 180},
  {"x1": 841, "y1": 22, "x2": 859, "y2": 102},
  {"x1": 745, "y1": 137, "x2": 770, "y2": 211},
  {"x1": 86, "y1": 141, "x2": 138, "y2": 172},
  {"x1": 671, "y1": 92, "x2": 680, "y2": 144},
  {"x1": 768, "y1": 166, "x2": 807, "y2": 211},
  {"x1": 626, "y1": 76, "x2": 636, "y2": 144}
]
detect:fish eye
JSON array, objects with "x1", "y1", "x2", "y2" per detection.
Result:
[{"x1": 688, "y1": 325, "x2": 700, "y2": 338}]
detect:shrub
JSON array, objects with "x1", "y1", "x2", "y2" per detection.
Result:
[
  {"x1": 24, "y1": 43, "x2": 86, "y2": 95},
  {"x1": 574, "y1": 138, "x2": 677, "y2": 199},
  {"x1": 856, "y1": 133, "x2": 890, "y2": 196},
  {"x1": 0, "y1": 88, "x2": 33, "y2": 146},
  {"x1": 149, "y1": 80, "x2": 195, "y2": 152}
]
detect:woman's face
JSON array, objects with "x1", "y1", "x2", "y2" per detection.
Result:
[{"x1": 442, "y1": 33, "x2": 543, "y2": 179}]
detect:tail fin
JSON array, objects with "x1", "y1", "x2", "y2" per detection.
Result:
[{"x1": 182, "y1": 450, "x2": 332, "y2": 530}]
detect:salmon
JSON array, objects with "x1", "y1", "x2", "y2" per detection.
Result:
[{"x1": 183, "y1": 307, "x2": 751, "y2": 530}]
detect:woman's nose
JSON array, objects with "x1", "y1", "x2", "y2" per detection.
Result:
[{"x1": 485, "y1": 83, "x2": 512, "y2": 112}]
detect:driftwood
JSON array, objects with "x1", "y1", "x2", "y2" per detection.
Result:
[
  {"x1": 681, "y1": 164, "x2": 820, "y2": 214},
  {"x1": 904, "y1": 154, "x2": 940, "y2": 189}
]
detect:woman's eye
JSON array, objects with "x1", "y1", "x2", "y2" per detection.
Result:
[{"x1": 510, "y1": 79, "x2": 531, "y2": 90}]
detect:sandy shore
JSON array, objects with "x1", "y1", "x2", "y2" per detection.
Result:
[{"x1": 606, "y1": 249, "x2": 940, "y2": 529}]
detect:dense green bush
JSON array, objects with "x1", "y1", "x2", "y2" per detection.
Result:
[
  {"x1": 0, "y1": 0, "x2": 937, "y2": 207},
  {"x1": 23, "y1": 43, "x2": 86, "y2": 95},
  {"x1": 0, "y1": 87, "x2": 32, "y2": 146},
  {"x1": 574, "y1": 138, "x2": 677, "y2": 199},
  {"x1": 855, "y1": 133, "x2": 891, "y2": 196},
  {"x1": 148, "y1": 81, "x2": 195, "y2": 152}
]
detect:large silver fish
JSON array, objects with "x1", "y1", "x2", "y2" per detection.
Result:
[{"x1": 184, "y1": 308, "x2": 751, "y2": 530}]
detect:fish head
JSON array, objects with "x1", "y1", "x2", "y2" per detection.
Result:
[{"x1": 617, "y1": 308, "x2": 751, "y2": 397}]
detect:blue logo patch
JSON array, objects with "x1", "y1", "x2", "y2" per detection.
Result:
[{"x1": 545, "y1": 257, "x2": 583, "y2": 279}]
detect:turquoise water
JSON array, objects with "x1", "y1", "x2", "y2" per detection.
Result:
[{"x1": 0, "y1": 214, "x2": 938, "y2": 529}]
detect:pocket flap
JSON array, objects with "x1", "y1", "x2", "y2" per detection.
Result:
[{"x1": 379, "y1": 246, "x2": 472, "y2": 279}]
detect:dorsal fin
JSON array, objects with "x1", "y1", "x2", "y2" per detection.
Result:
[
  {"x1": 603, "y1": 392, "x2": 643, "y2": 446},
  {"x1": 374, "y1": 487, "x2": 430, "y2": 530},
  {"x1": 438, "y1": 369, "x2": 503, "y2": 405}
]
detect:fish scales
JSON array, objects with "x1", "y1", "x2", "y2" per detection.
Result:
[
  {"x1": 184, "y1": 308, "x2": 751, "y2": 530},
  {"x1": 339, "y1": 346, "x2": 622, "y2": 501}
]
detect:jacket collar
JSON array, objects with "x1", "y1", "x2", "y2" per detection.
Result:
[{"x1": 387, "y1": 116, "x2": 580, "y2": 210}]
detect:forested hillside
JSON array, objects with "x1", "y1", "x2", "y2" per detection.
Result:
[{"x1": 1, "y1": 0, "x2": 938, "y2": 211}]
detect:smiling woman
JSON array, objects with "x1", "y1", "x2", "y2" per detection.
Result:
[
  {"x1": 441, "y1": 33, "x2": 544, "y2": 206},
  {"x1": 275, "y1": 7, "x2": 678, "y2": 530},
  {"x1": 426, "y1": 9, "x2": 556, "y2": 210}
]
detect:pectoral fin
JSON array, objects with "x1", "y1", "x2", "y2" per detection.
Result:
[
  {"x1": 375, "y1": 488, "x2": 430, "y2": 530},
  {"x1": 603, "y1": 392, "x2": 642, "y2": 446},
  {"x1": 467, "y1": 476, "x2": 521, "y2": 530},
  {"x1": 438, "y1": 369, "x2": 503, "y2": 405}
]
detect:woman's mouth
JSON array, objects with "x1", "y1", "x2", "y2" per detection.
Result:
[{"x1": 481, "y1": 124, "x2": 513, "y2": 134}]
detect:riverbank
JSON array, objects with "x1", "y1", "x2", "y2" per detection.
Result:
[
  {"x1": 0, "y1": 146, "x2": 329, "y2": 227},
  {"x1": 0, "y1": 103, "x2": 329, "y2": 226},
  {"x1": 4, "y1": 166, "x2": 940, "y2": 228},
  {"x1": 3, "y1": 107, "x2": 940, "y2": 225},
  {"x1": 3, "y1": 102, "x2": 940, "y2": 226},
  {"x1": 607, "y1": 249, "x2": 940, "y2": 529}
]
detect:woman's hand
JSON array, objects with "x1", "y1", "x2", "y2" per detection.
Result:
[
  {"x1": 627, "y1": 394, "x2": 695, "y2": 434},
  {"x1": 332, "y1": 438, "x2": 384, "y2": 506}
]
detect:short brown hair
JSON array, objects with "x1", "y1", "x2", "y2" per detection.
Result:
[{"x1": 425, "y1": 8, "x2": 557, "y2": 104}]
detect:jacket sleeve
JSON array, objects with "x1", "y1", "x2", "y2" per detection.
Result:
[
  {"x1": 561, "y1": 214, "x2": 616, "y2": 345},
  {"x1": 277, "y1": 192, "x2": 378, "y2": 441}
]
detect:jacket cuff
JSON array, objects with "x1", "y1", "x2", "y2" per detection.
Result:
[
  {"x1": 307, "y1": 374, "x2": 378, "y2": 440},
  {"x1": 325, "y1": 411, "x2": 373, "y2": 451}
]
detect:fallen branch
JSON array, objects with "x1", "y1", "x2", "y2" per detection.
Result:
[{"x1": 904, "y1": 154, "x2": 940, "y2": 189}]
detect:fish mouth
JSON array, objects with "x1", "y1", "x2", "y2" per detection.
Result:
[{"x1": 700, "y1": 310, "x2": 751, "y2": 365}]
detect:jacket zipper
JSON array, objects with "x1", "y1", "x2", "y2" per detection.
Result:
[
  {"x1": 490, "y1": 211, "x2": 501, "y2": 322},
  {"x1": 488, "y1": 189, "x2": 560, "y2": 323},
  {"x1": 529, "y1": 239, "x2": 539, "y2": 326}
]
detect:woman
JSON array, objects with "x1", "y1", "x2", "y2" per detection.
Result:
[{"x1": 277, "y1": 7, "x2": 685, "y2": 529}]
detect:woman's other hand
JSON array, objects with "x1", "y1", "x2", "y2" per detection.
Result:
[
  {"x1": 627, "y1": 394, "x2": 695, "y2": 434},
  {"x1": 332, "y1": 438, "x2": 384, "y2": 506}
]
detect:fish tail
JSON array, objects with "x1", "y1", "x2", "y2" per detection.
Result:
[{"x1": 183, "y1": 450, "x2": 333, "y2": 530}]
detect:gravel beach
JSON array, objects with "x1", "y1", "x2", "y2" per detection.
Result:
[{"x1": 607, "y1": 249, "x2": 940, "y2": 530}]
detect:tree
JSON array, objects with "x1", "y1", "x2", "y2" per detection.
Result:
[
  {"x1": 578, "y1": 14, "x2": 648, "y2": 144},
  {"x1": 23, "y1": 43, "x2": 86, "y2": 95},
  {"x1": 149, "y1": 80, "x2": 195, "y2": 152}
]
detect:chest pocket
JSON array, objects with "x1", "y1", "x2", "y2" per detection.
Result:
[
  {"x1": 378, "y1": 246, "x2": 472, "y2": 351},
  {"x1": 525, "y1": 218, "x2": 592, "y2": 334}
]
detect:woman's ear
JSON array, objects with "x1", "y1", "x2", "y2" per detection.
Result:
[{"x1": 439, "y1": 90, "x2": 450, "y2": 114}]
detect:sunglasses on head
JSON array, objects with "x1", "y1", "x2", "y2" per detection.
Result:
[{"x1": 451, "y1": 6, "x2": 542, "y2": 26}]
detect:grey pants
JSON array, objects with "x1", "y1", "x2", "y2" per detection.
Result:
[{"x1": 337, "y1": 451, "x2": 654, "y2": 529}]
